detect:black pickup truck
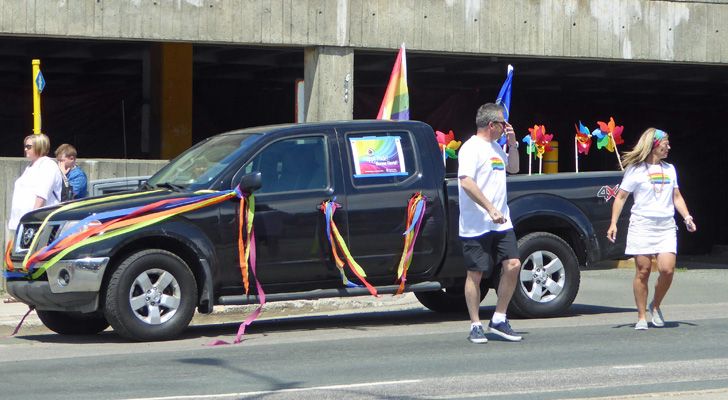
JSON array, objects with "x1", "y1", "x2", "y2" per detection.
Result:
[{"x1": 4, "y1": 120, "x2": 627, "y2": 341}]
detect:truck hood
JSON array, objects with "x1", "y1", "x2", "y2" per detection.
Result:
[{"x1": 18, "y1": 189, "x2": 199, "y2": 225}]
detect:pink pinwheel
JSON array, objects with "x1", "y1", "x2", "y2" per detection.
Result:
[
  {"x1": 525, "y1": 124, "x2": 553, "y2": 175},
  {"x1": 530, "y1": 125, "x2": 553, "y2": 157},
  {"x1": 575, "y1": 121, "x2": 592, "y2": 155},
  {"x1": 435, "y1": 130, "x2": 461, "y2": 161}
]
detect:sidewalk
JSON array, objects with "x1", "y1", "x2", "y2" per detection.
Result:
[{"x1": 2, "y1": 255, "x2": 725, "y2": 331}]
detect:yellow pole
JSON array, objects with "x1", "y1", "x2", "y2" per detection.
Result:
[
  {"x1": 32, "y1": 59, "x2": 42, "y2": 135},
  {"x1": 544, "y1": 140, "x2": 559, "y2": 174}
]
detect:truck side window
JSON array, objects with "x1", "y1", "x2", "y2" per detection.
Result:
[
  {"x1": 244, "y1": 136, "x2": 329, "y2": 194},
  {"x1": 346, "y1": 130, "x2": 418, "y2": 187}
]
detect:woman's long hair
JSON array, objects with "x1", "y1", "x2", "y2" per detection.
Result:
[{"x1": 621, "y1": 127, "x2": 667, "y2": 169}]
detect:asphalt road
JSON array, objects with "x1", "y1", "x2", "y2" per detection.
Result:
[{"x1": 1, "y1": 268, "x2": 727, "y2": 400}]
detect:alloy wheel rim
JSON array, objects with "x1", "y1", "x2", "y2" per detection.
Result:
[{"x1": 128, "y1": 268, "x2": 181, "y2": 325}]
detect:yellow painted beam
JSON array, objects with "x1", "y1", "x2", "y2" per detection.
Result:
[{"x1": 155, "y1": 43, "x2": 193, "y2": 159}]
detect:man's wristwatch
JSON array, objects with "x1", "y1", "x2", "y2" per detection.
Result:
[{"x1": 508, "y1": 142, "x2": 519, "y2": 148}]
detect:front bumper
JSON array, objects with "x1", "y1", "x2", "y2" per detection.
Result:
[{"x1": 6, "y1": 257, "x2": 110, "y2": 313}]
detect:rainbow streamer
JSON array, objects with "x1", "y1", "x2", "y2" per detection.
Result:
[
  {"x1": 3, "y1": 186, "x2": 264, "y2": 344},
  {"x1": 376, "y1": 43, "x2": 409, "y2": 120},
  {"x1": 238, "y1": 194, "x2": 255, "y2": 294},
  {"x1": 209, "y1": 191, "x2": 261, "y2": 345},
  {"x1": 394, "y1": 192, "x2": 426, "y2": 295},
  {"x1": 321, "y1": 200, "x2": 378, "y2": 297},
  {"x1": 17, "y1": 191, "x2": 240, "y2": 279}
]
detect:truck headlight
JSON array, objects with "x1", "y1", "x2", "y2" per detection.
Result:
[{"x1": 57, "y1": 220, "x2": 102, "y2": 237}]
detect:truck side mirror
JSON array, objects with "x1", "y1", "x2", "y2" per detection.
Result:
[{"x1": 239, "y1": 172, "x2": 262, "y2": 194}]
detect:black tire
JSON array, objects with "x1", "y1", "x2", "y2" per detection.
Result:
[
  {"x1": 509, "y1": 232, "x2": 580, "y2": 318},
  {"x1": 105, "y1": 249, "x2": 197, "y2": 341},
  {"x1": 36, "y1": 310, "x2": 110, "y2": 335},
  {"x1": 415, "y1": 284, "x2": 489, "y2": 313}
]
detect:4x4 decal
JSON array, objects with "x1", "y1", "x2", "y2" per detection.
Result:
[{"x1": 598, "y1": 184, "x2": 620, "y2": 201}]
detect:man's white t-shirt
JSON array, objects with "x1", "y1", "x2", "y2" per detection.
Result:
[
  {"x1": 620, "y1": 162, "x2": 678, "y2": 218},
  {"x1": 8, "y1": 156, "x2": 63, "y2": 231},
  {"x1": 458, "y1": 135, "x2": 513, "y2": 237}
]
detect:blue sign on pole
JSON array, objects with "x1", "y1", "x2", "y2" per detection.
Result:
[{"x1": 36, "y1": 71, "x2": 46, "y2": 93}]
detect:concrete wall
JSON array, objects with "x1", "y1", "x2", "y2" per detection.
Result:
[{"x1": 1, "y1": 0, "x2": 727, "y2": 64}]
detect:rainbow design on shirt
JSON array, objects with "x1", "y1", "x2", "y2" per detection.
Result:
[
  {"x1": 648, "y1": 173, "x2": 670, "y2": 185},
  {"x1": 491, "y1": 158, "x2": 505, "y2": 171}
]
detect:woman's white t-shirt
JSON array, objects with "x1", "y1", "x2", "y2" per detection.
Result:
[
  {"x1": 7, "y1": 156, "x2": 63, "y2": 231},
  {"x1": 620, "y1": 162, "x2": 678, "y2": 218},
  {"x1": 457, "y1": 135, "x2": 513, "y2": 237}
]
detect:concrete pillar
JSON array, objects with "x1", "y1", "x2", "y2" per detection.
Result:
[
  {"x1": 303, "y1": 46, "x2": 353, "y2": 122},
  {"x1": 151, "y1": 43, "x2": 193, "y2": 159}
]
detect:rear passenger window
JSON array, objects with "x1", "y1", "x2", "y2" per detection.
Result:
[
  {"x1": 244, "y1": 136, "x2": 329, "y2": 194},
  {"x1": 346, "y1": 130, "x2": 418, "y2": 187}
]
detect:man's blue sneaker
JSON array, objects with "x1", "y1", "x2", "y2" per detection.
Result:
[
  {"x1": 488, "y1": 320, "x2": 523, "y2": 341},
  {"x1": 468, "y1": 325, "x2": 488, "y2": 343}
]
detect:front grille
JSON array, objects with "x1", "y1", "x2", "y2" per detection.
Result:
[{"x1": 14, "y1": 222, "x2": 63, "y2": 254}]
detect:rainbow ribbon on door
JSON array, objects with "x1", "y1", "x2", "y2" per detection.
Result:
[
  {"x1": 209, "y1": 191, "x2": 261, "y2": 345},
  {"x1": 320, "y1": 199, "x2": 378, "y2": 297},
  {"x1": 394, "y1": 192, "x2": 426, "y2": 295}
]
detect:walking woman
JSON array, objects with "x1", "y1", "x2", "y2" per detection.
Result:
[{"x1": 607, "y1": 128, "x2": 696, "y2": 330}]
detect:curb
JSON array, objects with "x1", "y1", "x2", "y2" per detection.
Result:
[{"x1": 0, "y1": 293, "x2": 422, "y2": 329}]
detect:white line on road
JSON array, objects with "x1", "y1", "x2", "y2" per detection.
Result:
[
  {"x1": 612, "y1": 364, "x2": 645, "y2": 369},
  {"x1": 121, "y1": 379, "x2": 422, "y2": 400}
]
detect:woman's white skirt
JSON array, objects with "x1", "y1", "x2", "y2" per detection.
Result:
[{"x1": 625, "y1": 214, "x2": 677, "y2": 255}]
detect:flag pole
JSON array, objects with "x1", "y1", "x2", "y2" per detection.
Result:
[
  {"x1": 611, "y1": 134, "x2": 624, "y2": 171},
  {"x1": 528, "y1": 148, "x2": 532, "y2": 176},
  {"x1": 539, "y1": 154, "x2": 543, "y2": 175},
  {"x1": 575, "y1": 136, "x2": 579, "y2": 173},
  {"x1": 32, "y1": 59, "x2": 42, "y2": 135}
]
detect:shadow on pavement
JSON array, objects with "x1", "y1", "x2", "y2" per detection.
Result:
[
  {"x1": 561, "y1": 303, "x2": 634, "y2": 317},
  {"x1": 5, "y1": 302, "x2": 640, "y2": 344}
]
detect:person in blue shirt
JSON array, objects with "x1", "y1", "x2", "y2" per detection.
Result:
[{"x1": 55, "y1": 143, "x2": 88, "y2": 199}]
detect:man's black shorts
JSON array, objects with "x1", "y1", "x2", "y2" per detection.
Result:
[{"x1": 461, "y1": 229, "x2": 519, "y2": 277}]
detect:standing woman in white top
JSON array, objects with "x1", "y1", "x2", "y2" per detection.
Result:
[
  {"x1": 607, "y1": 128, "x2": 696, "y2": 330},
  {"x1": 7, "y1": 134, "x2": 63, "y2": 233}
]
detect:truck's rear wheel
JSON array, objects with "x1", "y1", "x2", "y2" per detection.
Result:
[
  {"x1": 415, "y1": 284, "x2": 488, "y2": 313},
  {"x1": 509, "y1": 232, "x2": 580, "y2": 318},
  {"x1": 105, "y1": 249, "x2": 197, "y2": 341},
  {"x1": 36, "y1": 310, "x2": 110, "y2": 335}
]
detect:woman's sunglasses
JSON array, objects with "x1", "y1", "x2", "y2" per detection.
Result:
[{"x1": 24, "y1": 144, "x2": 33, "y2": 150}]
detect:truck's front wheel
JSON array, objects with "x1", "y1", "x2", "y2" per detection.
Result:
[
  {"x1": 105, "y1": 249, "x2": 197, "y2": 341},
  {"x1": 509, "y1": 232, "x2": 580, "y2": 318},
  {"x1": 36, "y1": 310, "x2": 110, "y2": 335}
]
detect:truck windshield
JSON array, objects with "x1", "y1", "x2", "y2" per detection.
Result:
[{"x1": 146, "y1": 133, "x2": 262, "y2": 191}]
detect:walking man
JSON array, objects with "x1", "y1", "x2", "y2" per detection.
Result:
[{"x1": 458, "y1": 103, "x2": 522, "y2": 343}]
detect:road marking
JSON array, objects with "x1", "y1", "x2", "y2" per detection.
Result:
[
  {"x1": 121, "y1": 379, "x2": 422, "y2": 400},
  {"x1": 612, "y1": 364, "x2": 645, "y2": 369}
]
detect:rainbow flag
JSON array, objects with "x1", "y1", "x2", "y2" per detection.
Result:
[{"x1": 377, "y1": 43, "x2": 409, "y2": 120}]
